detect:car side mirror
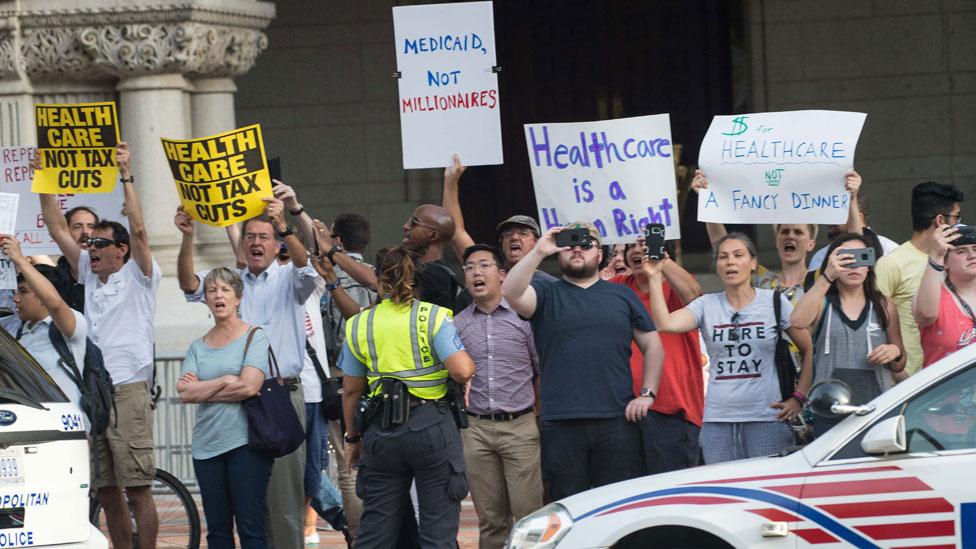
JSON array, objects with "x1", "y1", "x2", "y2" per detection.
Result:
[
  {"x1": 860, "y1": 416, "x2": 907, "y2": 455},
  {"x1": 809, "y1": 380, "x2": 876, "y2": 418}
]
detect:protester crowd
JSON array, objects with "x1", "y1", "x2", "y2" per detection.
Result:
[{"x1": 0, "y1": 142, "x2": 972, "y2": 549}]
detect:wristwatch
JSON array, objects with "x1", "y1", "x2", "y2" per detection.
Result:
[
  {"x1": 276, "y1": 224, "x2": 295, "y2": 238},
  {"x1": 343, "y1": 432, "x2": 362, "y2": 444},
  {"x1": 120, "y1": 175, "x2": 134, "y2": 184},
  {"x1": 288, "y1": 205, "x2": 305, "y2": 216},
  {"x1": 639, "y1": 387, "x2": 656, "y2": 399},
  {"x1": 325, "y1": 245, "x2": 342, "y2": 262}
]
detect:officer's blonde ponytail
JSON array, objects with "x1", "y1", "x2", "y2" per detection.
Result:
[{"x1": 375, "y1": 245, "x2": 419, "y2": 306}]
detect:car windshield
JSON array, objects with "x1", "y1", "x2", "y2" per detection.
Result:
[{"x1": 0, "y1": 327, "x2": 67, "y2": 404}]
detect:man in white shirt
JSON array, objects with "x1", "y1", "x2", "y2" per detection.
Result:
[
  {"x1": 3, "y1": 238, "x2": 87, "y2": 407},
  {"x1": 176, "y1": 194, "x2": 320, "y2": 549},
  {"x1": 40, "y1": 142, "x2": 161, "y2": 549}
]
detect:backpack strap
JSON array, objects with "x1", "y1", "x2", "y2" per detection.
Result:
[
  {"x1": 48, "y1": 323, "x2": 83, "y2": 388},
  {"x1": 773, "y1": 288, "x2": 784, "y2": 340}
]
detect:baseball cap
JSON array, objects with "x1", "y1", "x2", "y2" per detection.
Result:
[
  {"x1": 565, "y1": 221, "x2": 602, "y2": 246},
  {"x1": 496, "y1": 215, "x2": 541, "y2": 238}
]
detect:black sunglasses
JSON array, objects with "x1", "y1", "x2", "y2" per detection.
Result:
[
  {"x1": 729, "y1": 312, "x2": 741, "y2": 341},
  {"x1": 86, "y1": 237, "x2": 122, "y2": 249}
]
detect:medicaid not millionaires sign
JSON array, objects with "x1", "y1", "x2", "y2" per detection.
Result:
[{"x1": 393, "y1": 1, "x2": 503, "y2": 169}]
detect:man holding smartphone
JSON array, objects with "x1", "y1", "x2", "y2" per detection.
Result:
[{"x1": 502, "y1": 222, "x2": 664, "y2": 501}]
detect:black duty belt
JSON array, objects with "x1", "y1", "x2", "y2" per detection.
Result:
[
  {"x1": 466, "y1": 407, "x2": 534, "y2": 422},
  {"x1": 406, "y1": 394, "x2": 446, "y2": 408}
]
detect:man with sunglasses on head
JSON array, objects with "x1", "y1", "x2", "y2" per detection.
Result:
[
  {"x1": 502, "y1": 222, "x2": 664, "y2": 502},
  {"x1": 876, "y1": 180, "x2": 964, "y2": 377},
  {"x1": 39, "y1": 142, "x2": 162, "y2": 549}
]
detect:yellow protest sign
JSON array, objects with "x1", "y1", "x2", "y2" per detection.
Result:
[
  {"x1": 32, "y1": 101, "x2": 120, "y2": 194},
  {"x1": 161, "y1": 124, "x2": 273, "y2": 228}
]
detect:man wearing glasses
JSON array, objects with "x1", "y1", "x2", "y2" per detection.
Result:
[
  {"x1": 39, "y1": 142, "x2": 162, "y2": 549},
  {"x1": 455, "y1": 244, "x2": 542, "y2": 549},
  {"x1": 503, "y1": 222, "x2": 664, "y2": 502},
  {"x1": 876, "y1": 180, "x2": 965, "y2": 376}
]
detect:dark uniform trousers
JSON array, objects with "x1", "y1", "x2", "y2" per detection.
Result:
[{"x1": 354, "y1": 402, "x2": 468, "y2": 549}]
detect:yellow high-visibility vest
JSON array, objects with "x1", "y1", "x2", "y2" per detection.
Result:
[{"x1": 345, "y1": 299, "x2": 453, "y2": 399}]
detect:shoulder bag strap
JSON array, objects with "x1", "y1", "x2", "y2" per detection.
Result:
[
  {"x1": 773, "y1": 288, "x2": 783, "y2": 339},
  {"x1": 240, "y1": 326, "x2": 260, "y2": 370},
  {"x1": 306, "y1": 340, "x2": 330, "y2": 381},
  {"x1": 946, "y1": 279, "x2": 976, "y2": 327}
]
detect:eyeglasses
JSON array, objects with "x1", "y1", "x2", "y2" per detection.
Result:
[
  {"x1": 86, "y1": 237, "x2": 121, "y2": 249},
  {"x1": 728, "y1": 312, "x2": 741, "y2": 341},
  {"x1": 462, "y1": 261, "x2": 497, "y2": 273},
  {"x1": 500, "y1": 227, "x2": 535, "y2": 239},
  {"x1": 409, "y1": 216, "x2": 438, "y2": 232},
  {"x1": 938, "y1": 212, "x2": 963, "y2": 224}
]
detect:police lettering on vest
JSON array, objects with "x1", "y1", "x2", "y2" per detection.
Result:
[{"x1": 345, "y1": 300, "x2": 453, "y2": 400}]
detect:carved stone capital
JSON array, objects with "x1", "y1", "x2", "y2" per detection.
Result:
[{"x1": 2, "y1": 1, "x2": 274, "y2": 81}]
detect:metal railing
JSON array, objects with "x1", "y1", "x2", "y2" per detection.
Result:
[{"x1": 152, "y1": 353, "x2": 197, "y2": 489}]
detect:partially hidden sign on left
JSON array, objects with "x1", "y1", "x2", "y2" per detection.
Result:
[
  {"x1": 161, "y1": 124, "x2": 273, "y2": 228},
  {"x1": 32, "y1": 101, "x2": 120, "y2": 194}
]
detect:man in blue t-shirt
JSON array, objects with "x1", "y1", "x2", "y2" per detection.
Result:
[{"x1": 502, "y1": 222, "x2": 664, "y2": 502}]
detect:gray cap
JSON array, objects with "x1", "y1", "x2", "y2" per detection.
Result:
[{"x1": 496, "y1": 215, "x2": 542, "y2": 238}]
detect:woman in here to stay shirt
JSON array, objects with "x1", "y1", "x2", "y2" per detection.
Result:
[
  {"x1": 914, "y1": 224, "x2": 976, "y2": 367},
  {"x1": 641, "y1": 233, "x2": 814, "y2": 465}
]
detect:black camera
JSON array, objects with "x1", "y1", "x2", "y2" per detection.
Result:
[
  {"x1": 955, "y1": 224, "x2": 976, "y2": 246},
  {"x1": 555, "y1": 227, "x2": 593, "y2": 249}
]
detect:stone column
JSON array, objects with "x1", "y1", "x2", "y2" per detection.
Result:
[
  {"x1": 117, "y1": 73, "x2": 191, "y2": 248},
  {"x1": 190, "y1": 77, "x2": 238, "y2": 137}
]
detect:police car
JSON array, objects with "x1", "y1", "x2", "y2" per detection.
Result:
[
  {"x1": 508, "y1": 343, "x2": 976, "y2": 548},
  {"x1": 0, "y1": 329, "x2": 107, "y2": 547}
]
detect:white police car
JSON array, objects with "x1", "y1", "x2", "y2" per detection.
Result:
[
  {"x1": 0, "y1": 329, "x2": 106, "y2": 548},
  {"x1": 508, "y1": 343, "x2": 976, "y2": 548}
]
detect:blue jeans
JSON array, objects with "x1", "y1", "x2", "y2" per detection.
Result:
[
  {"x1": 193, "y1": 445, "x2": 274, "y2": 549},
  {"x1": 304, "y1": 402, "x2": 327, "y2": 497}
]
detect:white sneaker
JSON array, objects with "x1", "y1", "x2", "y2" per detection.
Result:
[{"x1": 304, "y1": 531, "x2": 320, "y2": 545}]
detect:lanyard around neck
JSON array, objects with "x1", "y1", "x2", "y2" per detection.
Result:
[{"x1": 945, "y1": 278, "x2": 976, "y2": 326}]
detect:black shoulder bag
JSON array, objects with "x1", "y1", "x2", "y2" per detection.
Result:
[{"x1": 242, "y1": 328, "x2": 306, "y2": 458}]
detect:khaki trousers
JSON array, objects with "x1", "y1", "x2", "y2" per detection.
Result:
[
  {"x1": 328, "y1": 419, "x2": 363, "y2": 536},
  {"x1": 462, "y1": 413, "x2": 543, "y2": 549},
  {"x1": 266, "y1": 384, "x2": 306, "y2": 549}
]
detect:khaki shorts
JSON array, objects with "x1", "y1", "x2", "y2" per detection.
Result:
[{"x1": 91, "y1": 382, "x2": 156, "y2": 489}]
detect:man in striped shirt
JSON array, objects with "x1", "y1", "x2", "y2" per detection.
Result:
[{"x1": 454, "y1": 244, "x2": 542, "y2": 549}]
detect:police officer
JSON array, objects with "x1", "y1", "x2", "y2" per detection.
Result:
[{"x1": 335, "y1": 245, "x2": 475, "y2": 549}]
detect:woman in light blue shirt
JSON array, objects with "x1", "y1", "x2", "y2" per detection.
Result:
[{"x1": 177, "y1": 268, "x2": 271, "y2": 549}]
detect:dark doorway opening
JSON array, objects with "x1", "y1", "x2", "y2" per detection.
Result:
[{"x1": 456, "y1": 0, "x2": 736, "y2": 253}]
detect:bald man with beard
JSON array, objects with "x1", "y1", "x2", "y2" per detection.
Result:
[{"x1": 402, "y1": 204, "x2": 470, "y2": 313}]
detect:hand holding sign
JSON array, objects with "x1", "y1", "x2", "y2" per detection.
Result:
[
  {"x1": 173, "y1": 206, "x2": 194, "y2": 237},
  {"x1": 0, "y1": 234, "x2": 25, "y2": 264}
]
